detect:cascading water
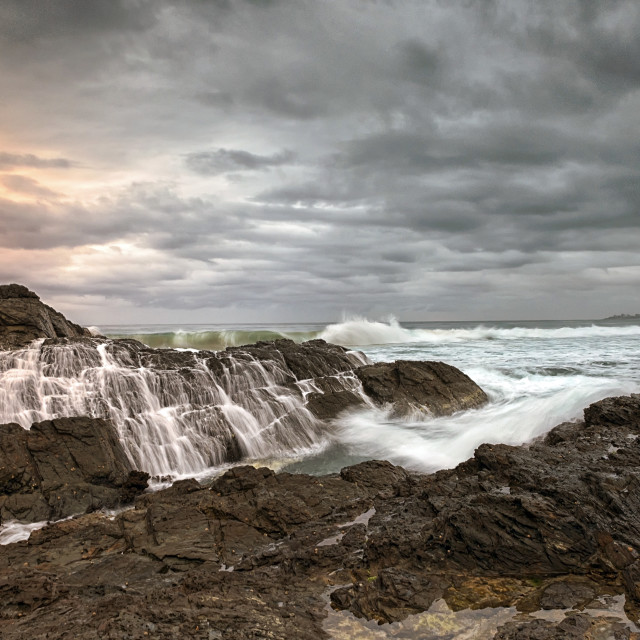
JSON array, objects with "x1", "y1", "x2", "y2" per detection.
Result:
[{"x1": 0, "y1": 338, "x2": 370, "y2": 478}]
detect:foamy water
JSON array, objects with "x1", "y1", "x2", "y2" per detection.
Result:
[
  {"x1": 1, "y1": 316, "x2": 639, "y2": 479},
  {"x1": 101, "y1": 316, "x2": 640, "y2": 475},
  {"x1": 288, "y1": 317, "x2": 640, "y2": 474}
]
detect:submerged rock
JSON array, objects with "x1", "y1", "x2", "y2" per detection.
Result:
[
  {"x1": 0, "y1": 284, "x2": 91, "y2": 350},
  {"x1": 0, "y1": 417, "x2": 147, "y2": 523},
  {"x1": 1, "y1": 395, "x2": 640, "y2": 639}
]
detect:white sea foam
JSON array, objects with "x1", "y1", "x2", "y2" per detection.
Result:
[
  {"x1": 319, "y1": 317, "x2": 640, "y2": 346},
  {"x1": 335, "y1": 372, "x2": 640, "y2": 472},
  {"x1": 0, "y1": 520, "x2": 49, "y2": 545}
]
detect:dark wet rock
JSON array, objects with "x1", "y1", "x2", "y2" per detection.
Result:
[
  {"x1": 119, "y1": 470, "x2": 152, "y2": 504},
  {"x1": 304, "y1": 375, "x2": 365, "y2": 420},
  {"x1": 330, "y1": 567, "x2": 447, "y2": 623},
  {"x1": 493, "y1": 612, "x2": 637, "y2": 639},
  {"x1": 538, "y1": 579, "x2": 598, "y2": 610},
  {"x1": 0, "y1": 464, "x2": 374, "y2": 639},
  {"x1": 32, "y1": 334, "x2": 488, "y2": 449},
  {"x1": 208, "y1": 464, "x2": 370, "y2": 537},
  {"x1": 0, "y1": 283, "x2": 91, "y2": 349},
  {"x1": 355, "y1": 359, "x2": 488, "y2": 416},
  {"x1": 584, "y1": 393, "x2": 640, "y2": 429},
  {"x1": 221, "y1": 342, "x2": 488, "y2": 420},
  {"x1": 227, "y1": 338, "x2": 366, "y2": 381},
  {"x1": 0, "y1": 417, "x2": 147, "y2": 523},
  {"x1": 340, "y1": 459, "x2": 416, "y2": 498},
  {"x1": 4, "y1": 393, "x2": 640, "y2": 636}
]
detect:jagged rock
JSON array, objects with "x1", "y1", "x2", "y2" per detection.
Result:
[
  {"x1": 493, "y1": 612, "x2": 637, "y2": 639},
  {"x1": 0, "y1": 284, "x2": 91, "y2": 349},
  {"x1": 304, "y1": 375, "x2": 366, "y2": 419},
  {"x1": 0, "y1": 417, "x2": 147, "y2": 523},
  {"x1": 305, "y1": 358, "x2": 489, "y2": 420},
  {"x1": 538, "y1": 579, "x2": 597, "y2": 610},
  {"x1": 2, "y1": 396, "x2": 640, "y2": 639},
  {"x1": 225, "y1": 338, "x2": 368, "y2": 381},
  {"x1": 339, "y1": 459, "x2": 416, "y2": 498}
]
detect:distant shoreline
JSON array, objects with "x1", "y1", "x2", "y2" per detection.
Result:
[{"x1": 603, "y1": 313, "x2": 640, "y2": 320}]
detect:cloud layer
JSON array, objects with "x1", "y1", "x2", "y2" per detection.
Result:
[{"x1": 0, "y1": 0, "x2": 639, "y2": 323}]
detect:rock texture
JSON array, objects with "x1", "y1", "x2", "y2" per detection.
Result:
[
  {"x1": 355, "y1": 359, "x2": 489, "y2": 416},
  {"x1": 0, "y1": 284, "x2": 91, "y2": 349},
  {"x1": 1, "y1": 395, "x2": 640, "y2": 639},
  {"x1": 95, "y1": 336, "x2": 488, "y2": 420},
  {"x1": 5, "y1": 333, "x2": 488, "y2": 473},
  {"x1": 0, "y1": 417, "x2": 148, "y2": 524}
]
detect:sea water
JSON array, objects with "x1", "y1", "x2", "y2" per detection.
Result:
[{"x1": 95, "y1": 316, "x2": 640, "y2": 475}]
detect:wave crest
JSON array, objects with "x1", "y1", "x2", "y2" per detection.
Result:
[
  {"x1": 319, "y1": 318, "x2": 640, "y2": 346},
  {"x1": 102, "y1": 318, "x2": 640, "y2": 350}
]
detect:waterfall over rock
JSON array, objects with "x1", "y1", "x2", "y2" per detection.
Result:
[
  {"x1": 0, "y1": 337, "x2": 369, "y2": 477},
  {"x1": 0, "y1": 284, "x2": 488, "y2": 482}
]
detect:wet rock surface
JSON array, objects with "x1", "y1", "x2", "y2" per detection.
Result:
[
  {"x1": 0, "y1": 417, "x2": 147, "y2": 524},
  {"x1": 2, "y1": 395, "x2": 640, "y2": 639},
  {"x1": 355, "y1": 359, "x2": 489, "y2": 416},
  {"x1": 0, "y1": 284, "x2": 91, "y2": 349},
  {"x1": 38, "y1": 335, "x2": 487, "y2": 423}
]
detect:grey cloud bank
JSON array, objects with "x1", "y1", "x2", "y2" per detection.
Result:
[{"x1": 0, "y1": 0, "x2": 638, "y2": 324}]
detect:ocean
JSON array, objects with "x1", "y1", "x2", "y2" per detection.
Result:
[
  {"x1": 95, "y1": 316, "x2": 640, "y2": 476},
  {"x1": 2, "y1": 315, "x2": 640, "y2": 546}
]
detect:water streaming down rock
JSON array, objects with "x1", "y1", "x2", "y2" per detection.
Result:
[{"x1": 0, "y1": 337, "x2": 371, "y2": 477}]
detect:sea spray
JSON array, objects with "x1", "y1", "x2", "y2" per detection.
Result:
[
  {"x1": 2, "y1": 317, "x2": 639, "y2": 478},
  {"x1": 320, "y1": 317, "x2": 640, "y2": 346},
  {"x1": 99, "y1": 318, "x2": 640, "y2": 350},
  {"x1": 334, "y1": 373, "x2": 639, "y2": 473}
]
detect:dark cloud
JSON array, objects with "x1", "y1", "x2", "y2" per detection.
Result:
[
  {"x1": 0, "y1": 0, "x2": 638, "y2": 322},
  {"x1": 0, "y1": 0, "x2": 157, "y2": 42},
  {"x1": 0, "y1": 152, "x2": 71, "y2": 169},
  {"x1": 185, "y1": 148, "x2": 295, "y2": 175},
  {"x1": 397, "y1": 38, "x2": 443, "y2": 86}
]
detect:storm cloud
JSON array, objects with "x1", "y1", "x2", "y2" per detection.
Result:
[
  {"x1": 0, "y1": 0, "x2": 638, "y2": 323},
  {"x1": 185, "y1": 148, "x2": 295, "y2": 175}
]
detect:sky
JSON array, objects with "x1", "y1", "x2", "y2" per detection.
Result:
[{"x1": 0, "y1": 0, "x2": 639, "y2": 324}]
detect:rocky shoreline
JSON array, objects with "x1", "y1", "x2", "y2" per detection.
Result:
[
  {"x1": 1, "y1": 286, "x2": 640, "y2": 639},
  {"x1": 1, "y1": 395, "x2": 640, "y2": 639}
]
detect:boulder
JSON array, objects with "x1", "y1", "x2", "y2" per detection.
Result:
[
  {"x1": 0, "y1": 417, "x2": 147, "y2": 523},
  {"x1": 355, "y1": 359, "x2": 489, "y2": 416},
  {"x1": 301, "y1": 356, "x2": 489, "y2": 420},
  {"x1": 15, "y1": 332, "x2": 489, "y2": 471},
  {"x1": 0, "y1": 284, "x2": 91, "y2": 350}
]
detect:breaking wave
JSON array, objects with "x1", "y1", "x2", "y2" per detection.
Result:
[
  {"x1": 319, "y1": 317, "x2": 640, "y2": 346},
  {"x1": 103, "y1": 329, "x2": 318, "y2": 351},
  {"x1": 99, "y1": 318, "x2": 640, "y2": 351}
]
